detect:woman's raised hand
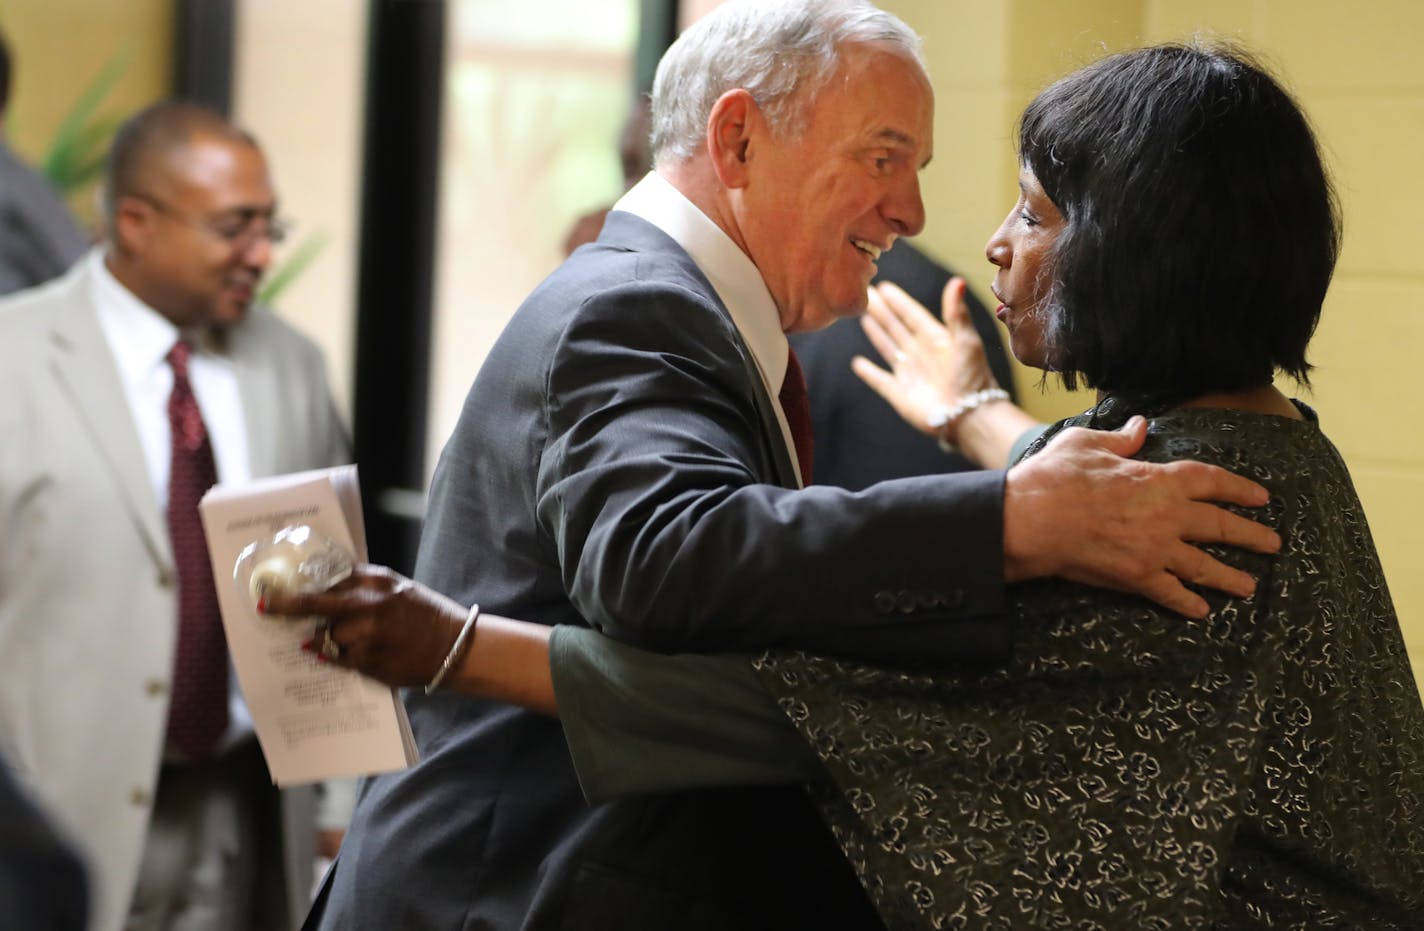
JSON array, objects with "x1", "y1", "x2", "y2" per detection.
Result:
[{"x1": 852, "y1": 279, "x2": 998, "y2": 437}]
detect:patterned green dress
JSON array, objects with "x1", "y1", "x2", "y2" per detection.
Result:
[{"x1": 755, "y1": 400, "x2": 1424, "y2": 929}]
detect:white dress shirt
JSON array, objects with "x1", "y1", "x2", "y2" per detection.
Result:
[
  {"x1": 90, "y1": 248, "x2": 256, "y2": 746},
  {"x1": 613, "y1": 172, "x2": 804, "y2": 487}
]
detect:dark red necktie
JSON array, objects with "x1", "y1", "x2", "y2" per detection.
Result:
[
  {"x1": 163, "y1": 339, "x2": 229, "y2": 762},
  {"x1": 779, "y1": 347, "x2": 814, "y2": 485}
]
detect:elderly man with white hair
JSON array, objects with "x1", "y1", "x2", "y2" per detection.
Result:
[{"x1": 299, "y1": 2, "x2": 1278, "y2": 928}]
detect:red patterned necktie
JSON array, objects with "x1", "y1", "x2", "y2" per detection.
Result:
[
  {"x1": 779, "y1": 347, "x2": 814, "y2": 486},
  {"x1": 163, "y1": 339, "x2": 229, "y2": 762}
]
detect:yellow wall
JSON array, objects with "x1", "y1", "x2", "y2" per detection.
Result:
[
  {"x1": 888, "y1": 0, "x2": 1424, "y2": 691},
  {"x1": 1, "y1": 0, "x2": 172, "y2": 229},
  {"x1": 233, "y1": 0, "x2": 367, "y2": 426}
]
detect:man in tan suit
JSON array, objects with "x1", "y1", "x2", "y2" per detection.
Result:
[{"x1": 0, "y1": 101, "x2": 348, "y2": 931}]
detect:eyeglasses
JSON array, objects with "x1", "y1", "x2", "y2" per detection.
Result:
[{"x1": 134, "y1": 194, "x2": 292, "y2": 250}]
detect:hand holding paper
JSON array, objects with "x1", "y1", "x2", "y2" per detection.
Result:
[
  {"x1": 260, "y1": 565, "x2": 472, "y2": 689},
  {"x1": 199, "y1": 466, "x2": 418, "y2": 785}
]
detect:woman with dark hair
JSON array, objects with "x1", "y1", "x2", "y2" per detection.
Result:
[
  {"x1": 858, "y1": 40, "x2": 1340, "y2": 468},
  {"x1": 269, "y1": 42, "x2": 1424, "y2": 928}
]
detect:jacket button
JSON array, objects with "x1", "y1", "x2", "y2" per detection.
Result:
[
  {"x1": 873, "y1": 591, "x2": 896, "y2": 614},
  {"x1": 896, "y1": 591, "x2": 917, "y2": 613}
]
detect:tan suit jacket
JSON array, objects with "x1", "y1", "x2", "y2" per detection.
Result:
[{"x1": 0, "y1": 255, "x2": 348, "y2": 931}]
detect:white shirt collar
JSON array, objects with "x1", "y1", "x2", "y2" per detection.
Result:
[
  {"x1": 85, "y1": 247, "x2": 254, "y2": 749},
  {"x1": 88, "y1": 246, "x2": 250, "y2": 493},
  {"x1": 613, "y1": 171, "x2": 789, "y2": 396},
  {"x1": 90, "y1": 249, "x2": 182, "y2": 386}
]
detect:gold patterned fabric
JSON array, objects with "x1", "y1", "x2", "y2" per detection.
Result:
[{"x1": 756, "y1": 400, "x2": 1424, "y2": 929}]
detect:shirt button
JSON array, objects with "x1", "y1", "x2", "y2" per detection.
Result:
[
  {"x1": 156, "y1": 570, "x2": 174, "y2": 589},
  {"x1": 144, "y1": 679, "x2": 167, "y2": 697},
  {"x1": 130, "y1": 787, "x2": 149, "y2": 807}
]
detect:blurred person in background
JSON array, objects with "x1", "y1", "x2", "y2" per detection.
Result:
[
  {"x1": 561, "y1": 94, "x2": 653, "y2": 257},
  {"x1": 0, "y1": 100, "x2": 350, "y2": 931}
]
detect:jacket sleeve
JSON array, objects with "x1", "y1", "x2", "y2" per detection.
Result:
[
  {"x1": 534, "y1": 282, "x2": 1010, "y2": 664},
  {"x1": 550, "y1": 626, "x2": 815, "y2": 804}
]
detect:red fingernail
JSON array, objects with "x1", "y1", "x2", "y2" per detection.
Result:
[
  {"x1": 300, "y1": 639, "x2": 314, "y2": 652},
  {"x1": 257, "y1": 597, "x2": 266, "y2": 614}
]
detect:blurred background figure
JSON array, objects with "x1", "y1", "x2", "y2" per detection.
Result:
[
  {"x1": 560, "y1": 93, "x2": 654, "y2": 256},
  {"x1": 0, "y1": 28, "x2": 88, "y2": 295},
  {"x1": 0, "y1": 100, "x2": 350, "y2": 931}
]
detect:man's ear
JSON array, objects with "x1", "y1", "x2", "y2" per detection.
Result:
[
  {"x1": 111, "y1": 196, "x2": 155, "y2": 255},
  {"x1": 706, "y1": 89, "x2": 759, "y2": 189}
]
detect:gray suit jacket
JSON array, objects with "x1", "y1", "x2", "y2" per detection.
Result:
[
  {"x1": 0, "y1": 143, "x2": 87, "y2": 295},
  {"x1": 310, "y1": 212, "x2": 1012, "y2": 930},
  {"x1": 0, "y1": 255, "x2": 348, "y2": 931}
]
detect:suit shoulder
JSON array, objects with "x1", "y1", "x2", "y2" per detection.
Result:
[
  {"x1": 544, "y1": 247, "x2": 715, "y2": 307},
  {"x1": 553, "y1": 267, "x2": 740, "y2": 365},
  {"x1": 232, "y1": 305, "x2": 328, "y2": 362},
  {"x1": 0, "y1": 279, "x2": 78, "y2": 361},
  {"x1": 0, "y1": 273, "x2": 80, "y2": 321},
  {"x1": 560, "y1": 213, "x2": 719, "y2": 308},
  {"x1": 501, "y1": 233, "x2": 737, "y2": 361}
]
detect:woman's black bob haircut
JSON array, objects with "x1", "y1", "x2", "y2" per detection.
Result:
[{"x1": 1019, "y1": 41, "x2": 1341, "y2": 405}]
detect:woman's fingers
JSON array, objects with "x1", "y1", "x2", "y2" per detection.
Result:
[
  {"x1": 865, "y1": 284, "x2": 920, "y2": 362},
  {"x1": 940, "y1": 278, "x2": 975, "y2": 334},
  {"x1": 860, "y1": 313, "x2": 905, "y2": 375},
  {"x1": 876, "y1": 280, "x2": 943, "y2": 335}
]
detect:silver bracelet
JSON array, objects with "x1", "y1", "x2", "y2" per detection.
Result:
[
  {"x1": 927, "y1": 388, "x2": 1010, "y2": 453},
  {"x1": 425, "y1": 603, "x2": 480, "y2": 695}
]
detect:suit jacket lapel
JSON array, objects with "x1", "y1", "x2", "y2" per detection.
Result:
[
  {"x1": 227, "y1": 323, "x2": 278, "y2": 478},
  {"x1": 45, "y1": 273, "x2": 173, "y2": 570},
  {"x1": 599, "y1": 212, "x2": 801, "y2": 490}
]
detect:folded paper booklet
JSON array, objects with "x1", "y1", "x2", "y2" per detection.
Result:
[{"x1": 199, "y1": 465, "x2": 418, "y2": 785}]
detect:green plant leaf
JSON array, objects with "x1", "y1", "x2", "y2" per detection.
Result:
[
  {"x1": 257, "y1": 231, "x2": 331, "y2": 308},
  {"x1": 41, "y1": 45, "x2": 131, "y2": 192},
  {"x1": 46, "y1": 114, "x2": 125, "y2": 190}
]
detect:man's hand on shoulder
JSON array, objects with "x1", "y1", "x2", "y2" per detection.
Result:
[{"x1": 1003, "y1": 415, "x2": 1281, "y2": 618}]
